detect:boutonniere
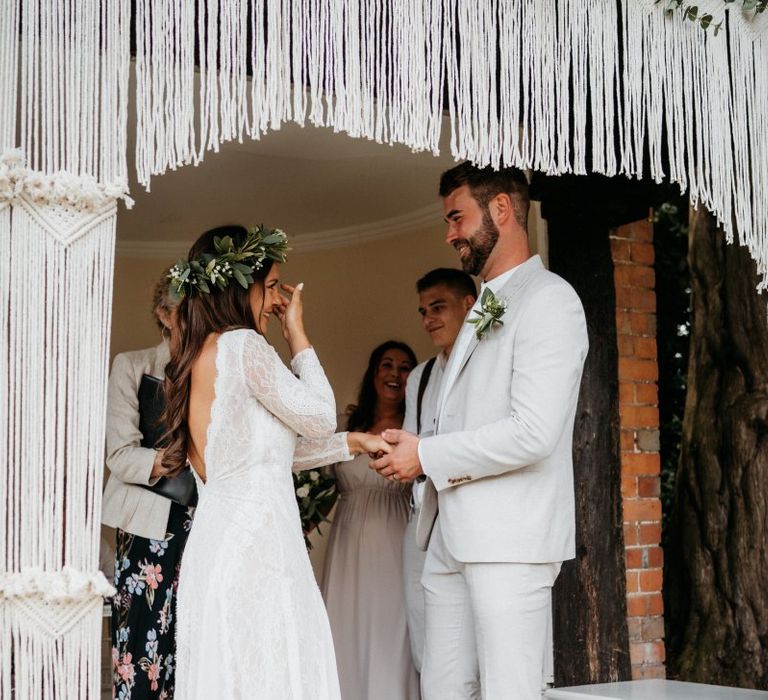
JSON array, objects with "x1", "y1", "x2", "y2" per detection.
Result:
[{"x1": 467, "y1": 288, "x2": 508, "y2": 340}]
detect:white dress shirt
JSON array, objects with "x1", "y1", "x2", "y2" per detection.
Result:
[{"x1": 403, "y1": 352, "x2": 447, "y2": 508}]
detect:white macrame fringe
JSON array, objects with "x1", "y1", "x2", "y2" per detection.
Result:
[
  {"x1": 4, "y1": 602, "x2": 104, "y2": 700},
  {"x1": 131, "y1": 0, "x2": 768, "y2": 289},
  {"x1": 16, "y1": 0, "x2": 130, "y2": 186}
]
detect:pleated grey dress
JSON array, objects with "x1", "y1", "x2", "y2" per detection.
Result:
[{"x1": 320, "y1": 453, "x2": 420, "y2": 700}]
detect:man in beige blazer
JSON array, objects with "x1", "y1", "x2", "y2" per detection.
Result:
[{"x1": 373, "y1": 163, "x2": 588, "y2": 700}]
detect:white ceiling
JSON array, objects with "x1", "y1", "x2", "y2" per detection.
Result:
[{"x1": 117, "y1": 119, "x2": 459, "y2": 254}]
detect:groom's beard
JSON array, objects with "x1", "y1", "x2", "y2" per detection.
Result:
[{"x1": 456, "y1": 210, "x2": 499, "y2": 276}]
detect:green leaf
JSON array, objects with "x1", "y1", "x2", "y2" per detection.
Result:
[{"x1": 233, "y1": 269, "x2": 248, "y2": 288}]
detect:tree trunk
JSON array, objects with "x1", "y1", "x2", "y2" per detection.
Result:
[
  {"x1": 544, "y1": 187, "x2": 632, "y2": 686},
  {"x1": 665, "y1": 207, "x2": 768, "y2": 687}
]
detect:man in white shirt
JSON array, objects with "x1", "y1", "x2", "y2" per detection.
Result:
[
  {"x1": 402, "y1": 268, "x2": 477, "y2": 675},
  {"x1": 372, "y1": 162, "x2": 588, "y2": 700}
]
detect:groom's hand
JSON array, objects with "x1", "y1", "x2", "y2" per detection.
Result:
[{"x1": 370, "y1": 429, "x2": 423, "y2": 483}]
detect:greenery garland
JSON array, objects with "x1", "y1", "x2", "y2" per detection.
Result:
[
  {"x1": 168, "y1": 225, "x2": 289, "y2": 298},
  {"x1": 656, "y1": 0, "x2": 767, "y2": 34}
]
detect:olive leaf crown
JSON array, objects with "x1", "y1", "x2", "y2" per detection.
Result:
[{"x1": 168, "y1": 225, "x2": 289, "y2": 298}]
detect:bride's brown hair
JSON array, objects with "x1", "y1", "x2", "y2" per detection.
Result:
[{"x1": 160, "y1": 225, "x2": 274, "y2": 475}]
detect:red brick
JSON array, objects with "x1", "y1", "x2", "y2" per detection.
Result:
[
  {"x1": 620, "y1": 404, "x2": 660, "y2": 428},
  {"x1": 625, "y1": 547, "x2": 643, "y2": 569},
  {"x1": 630, "y1": 641, "x2": 665, "y2": 666},
  {"x1": 619, "y1": 381, "x2": 634, "y2": 403},
  {"x1": 638, "y1": 476, "x2": 661, "y2": 498},
  {"x1": 629, "y1": 311, "x2": 656, "y2": 336},
  {"x1": 646, "y1": 546, "x2": 664, "y2": 568},
  {"x1": 633, "y1": 219, "x2": 654, "y2": 242},
  {"x1": 634, "y1": 383, "x2": 659, "y2": 405},
  {"x1": 621, "y1": 476, "x2": 638, "y2": 498},
  {"x1": 627, "y1": 591, "x2": 665, "y2": 617},
  {"x1": 619, "y1": 359, "x2": 659, "y2": 383},
  {"x1": 628, "y1": 642, "x2": 645, "y2": 665},
  {"x1": 610, "y1": 238, "x2": 632, "y2": 262},
  {"x1": 627, "y1": 617, "x2": 642, "y2": 641},
  {"x1": 641, "y1": 616, "x2": 665, "y2": 641},
  {"x1": 647, "y1": 592, "x2": 664, "y2": 615},
  {"x1": 615, "y1": 286, "x2": 657, "y2": 313},
  {"x1": 624, "y1": 498, "x2": 662, "y2": 523},
  {"x1": 622, "y1": 452, "x2": 661, "y2": 475},
  {"x1": 639, "y1": 567, "x2": 663, "y2": 592},
  {"x1": 634, "y1": 664, "x2": 666, "y2": 680},
  {"x1": 621, "y1": 430, "x2": 636, "y2": 451},
  {"x1": 626, "y1": 571, "x2": 640, "y2": 593},
  {"x1": 617, "y1": 336, "x2": 635, "y2": 358},
  {"x1": 634, "y1": 337, "x2": 658, "y2": 359},
  {"x1": 626, "y1": 594, "x2": 649, "y2": 616},
  {"x1": 617, "y1": 219, "x2": 653, "y2": 242},
  {"x1": 624, "y1": 522, "x2": 640, "y2": 546},
  {"x1": 631, "y1": 241, "x2": 655, "y2": 265},
  {"x1": 639, "y1": 523, "x2": 662, "y2": 546},
  {"x1": 615, "y1": 265, "x2": 656, "y2": 289},
  {"x1": 616, "y1": 310, "x2": 657, "y2": 337}
]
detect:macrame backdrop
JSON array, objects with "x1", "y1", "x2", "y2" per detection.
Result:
[
  {"x1": 132, "y1": 0, "x2": 768, "y2": 286},
  {"x1": 1, "y1": 0, "x2": 767, "y2": 697},
  {"x1": 0, "y1": 1, "x2": 130, "y2": 699}
]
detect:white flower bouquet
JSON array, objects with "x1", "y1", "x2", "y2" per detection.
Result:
[{"x1": 293, "y1": 469, "x2": 337, "y2": 549}]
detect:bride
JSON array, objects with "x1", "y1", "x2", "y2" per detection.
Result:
[{"x1": 160, "y1": 225, "x2": 388, "y2": 699}]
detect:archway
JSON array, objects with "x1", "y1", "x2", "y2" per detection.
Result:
[{"x1": 1, "y1": 2, "x2": 765, "y2": 697}]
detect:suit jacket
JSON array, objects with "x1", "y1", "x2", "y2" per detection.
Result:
[
  {"x1": 101, "y1": 341, "x2": 175, "y2": 541},
  {"x1": 417, "y1": 255, "x2": 588, "y2": 563}
]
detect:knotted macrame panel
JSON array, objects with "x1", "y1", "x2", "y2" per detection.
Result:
[
  {"x1": 0, "y1": 159, "x2": 122, "y2": 700},
  {"x1": 0, "y1": 1, "x2": 130, "y2": 698}
]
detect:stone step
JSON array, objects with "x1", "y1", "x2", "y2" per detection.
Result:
[{"x1": 546, "y1": 680, "x2": 768, "y2": 699}]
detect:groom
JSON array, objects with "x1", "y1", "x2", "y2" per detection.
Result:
[{"x1": 372, "y1": 162, "x2": 588, "y2": 699}]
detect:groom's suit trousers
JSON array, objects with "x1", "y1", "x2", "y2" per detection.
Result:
[{"x1": 421, "y1": 518, "x2": 560, "y2": 700}]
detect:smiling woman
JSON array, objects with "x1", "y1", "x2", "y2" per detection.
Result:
[{"x1": 320, "y1": 341, "x2": 420, "y2": 700}]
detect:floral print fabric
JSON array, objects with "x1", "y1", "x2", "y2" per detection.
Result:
[{"x1": 112, "y1": 502, "x2": 193, "y2": 700}]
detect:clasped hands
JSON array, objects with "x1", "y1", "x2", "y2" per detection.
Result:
[{"x1": 366, "y1": 429, "x2": 423, "y2": 483}]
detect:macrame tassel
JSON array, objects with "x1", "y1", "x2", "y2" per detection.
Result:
[{"x1": 6, "y1": 598, "x2": 104, "y2": 700}]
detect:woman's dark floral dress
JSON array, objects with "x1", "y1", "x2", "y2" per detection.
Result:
[{"x1": 112, "y1": 502, "x2": 194, "y2": 700}]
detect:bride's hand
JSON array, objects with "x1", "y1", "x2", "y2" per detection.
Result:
[
  {"x1": 276, "y1": 283, "x2": 310, "y2": 355},
  {"x1": 348, "y1": 432, "x2": 393, "y2": 458}
]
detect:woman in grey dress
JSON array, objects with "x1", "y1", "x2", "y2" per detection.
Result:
[{"x1": 321, "y1": 341, "x2": 420, "y2": 700}]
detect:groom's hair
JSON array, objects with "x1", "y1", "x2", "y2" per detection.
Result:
[
  {"x1": 417, "y1": 268, "x2": 477, "y2": 301},
  {"x1": 439, "y1": 162, "x2": 530, "y2": 228}
]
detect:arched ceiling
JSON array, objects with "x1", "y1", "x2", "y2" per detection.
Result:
[{"x1": 117, "y1": 120, "x2": 458, "y2": 256}]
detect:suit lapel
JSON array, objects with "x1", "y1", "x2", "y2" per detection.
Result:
[{"x1": 438, "y1": 255, "x2": 545, "y2": 422}]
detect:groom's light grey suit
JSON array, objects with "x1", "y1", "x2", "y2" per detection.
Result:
[{"x1": 416, "y1": 255, "x2": 588, "y2": 700}]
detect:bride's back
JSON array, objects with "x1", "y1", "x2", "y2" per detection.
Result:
[{"x1": 186, "y1": 333, "x2": 220, "y2": 482}]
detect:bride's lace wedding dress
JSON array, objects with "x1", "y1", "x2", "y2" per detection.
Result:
[{"x1": 175, "y1": 329, "x2": 349, "y2": 699}]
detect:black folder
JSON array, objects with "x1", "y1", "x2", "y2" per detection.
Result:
[{"x1": 137, "y1": 373, "x2": 198, "y2": 507}]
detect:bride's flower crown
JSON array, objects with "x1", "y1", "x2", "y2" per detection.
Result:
[{"x1": 169, "y1": 225, "x2": 289, "y2": 298}]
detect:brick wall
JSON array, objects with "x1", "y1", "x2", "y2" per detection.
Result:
[{"x1": 610, "y1": 217, "x2": 666, "y2": 680}]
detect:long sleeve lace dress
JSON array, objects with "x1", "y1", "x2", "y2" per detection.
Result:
[{"x1": 175, "y1": 329, "x2": 350, "y2": 699}]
